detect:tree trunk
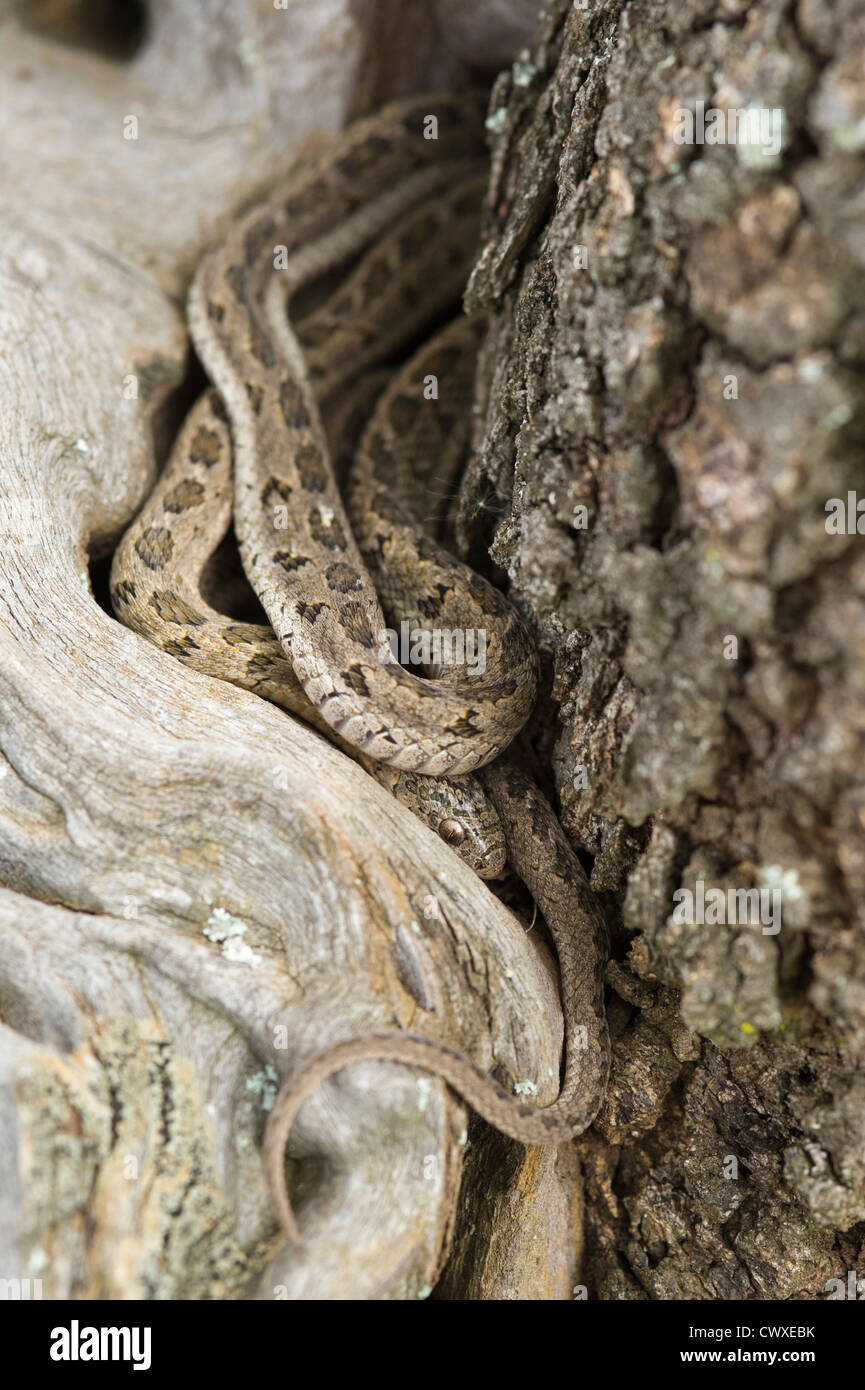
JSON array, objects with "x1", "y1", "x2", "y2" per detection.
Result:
[{"x1": 457, "y1": 0, "x2": 865, "y2": 1299}]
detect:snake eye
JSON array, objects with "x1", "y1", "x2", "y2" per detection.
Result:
[{"x1": 438, "y1": 818, "x2": 467, "y2": 847}]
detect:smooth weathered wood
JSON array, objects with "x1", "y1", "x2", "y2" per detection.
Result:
[{"x1": 0, "y1": 1, "x2": 574, "y2": 1299}]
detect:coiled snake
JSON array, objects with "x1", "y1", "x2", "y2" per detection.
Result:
[{"x1": 111, "y1": 92, "x2": 610, "y2": 1242}]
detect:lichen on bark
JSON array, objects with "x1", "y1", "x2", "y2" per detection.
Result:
[{"x1": 457, "y1": 0, "x2": 865, "y2": 1296}]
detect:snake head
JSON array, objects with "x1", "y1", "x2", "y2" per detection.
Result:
[
  {"x1": 436, "y1": 811, "x2": 506, "y2": 880},
  {"x1": 388, "y1": 771, "x2": 507, "y2": 880}
]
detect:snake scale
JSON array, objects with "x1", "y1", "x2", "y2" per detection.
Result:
[
  {"x1": 188, "y1": 91, "x2": 538, "y2": 778},
  {"x1": 111, "y1": 92, "x2": 610, "y2": 1243}
]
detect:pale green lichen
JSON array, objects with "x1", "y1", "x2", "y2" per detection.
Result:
[
  {"x1": 246, "y1": 1065, "x2": 279, "y2": 1111},
  {"x1": 204, "y1": 907, "x2": 262, "y2": 968},
  {"x1": 759, "y1": 865, "x2": 803, "y2": 903},
  {"x1": 513, "y1": 60, "x2": 535, "y2": 88}
]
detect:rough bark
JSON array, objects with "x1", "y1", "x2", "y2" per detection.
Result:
[{"x1": 458, "y1": 0, "x2": 865, "y2": 1298}]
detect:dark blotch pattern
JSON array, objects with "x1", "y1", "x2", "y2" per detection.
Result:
[
  {"x1": 279, "y1": 195, "x2": 303, "y2": 222},
  {"x1": 274, "y1": 550, "x2": 312, "y2": 573},
  {"x1": 248, "y1": 314, "x2": 276, "y2": 369},
  {"x1": 452, "y1": 187, "x2": 483, "y2": 220},
  {"x1": 134, "y1": 526, "x2": 174, "y2": 570},
  {"x1": 261, "y1": 476, "x2": 293, "y2": 508},
  {"x1": 246, "y1": 650, "x2": 285, "y2": 678},
  {"x1": 296, "y1": 600, "x2": 327, "y2": 625},
  {"x1": 309, "y1": 508, "x2": 348, "y2": 551},
  {"x1": 189, "y1": 426, "x2": 223, "y2": 467},
  {"x1": 343, "y1": 664, "x2": 371, "y2": 696},
  {"x1": 363, "y1": 487, "x2": 405, "y2": 529},
  {"x1": 398, "y1": 211, "x2": 438, "y2": 263},
  {"x1": 164, "y1": 479, "x2": 206, "y2": 513},
  {"x1": 443, "y1": 237, "x2": 469, "y2": 269},
  {"x1": 279, "y1": 377, "x2": 312, "y2": 430},
  {"x1": 414, "y1": 593, "x2": 441, "y2": 620},
  {"x1": 339, "y1": 601, "x2": 381, "y2": 649},
  {"x1": 112, "y1": 578, "x2": 136, "y2": 605},
  {"x1": 148, "y1": 591, "x2": 205, "y2": 626},
  {"x1": 366, "y1": 439, "x2": 401, "y2": 485},
  {"x1": 399, "y1": 112, "x2": 426, "y2": 139},
  {"x1": 325, "y1": 561, "x2": 363, "y2": 594},
  {"x1": 444, "y1": 713, "x2": 482, "y2": 738},
  {"x1": 295, "y1": 442, "x2": 329, "y2": 492},
  {"x1": 165, "y1": 635, "x2": 201, "y2": 656},
  {"x1": 226, "y1": 267, "x2": 275, "y2": 366},
  {"x1": 222, "y1": 625, "x2": 258, "y2": 647}
]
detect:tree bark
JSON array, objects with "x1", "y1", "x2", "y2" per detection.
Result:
[{"x1": 457, "y1": 0, "x2": 865, "y2": 1298}]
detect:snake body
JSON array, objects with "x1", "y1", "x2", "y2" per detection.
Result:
[
  {"x1": 263, "y1": 760, "x2": 610, "y2": 1240},
  {"x1": 111, "y1": 317, "x2": 507, "y2": 879},
  {"x1": 187, "y1": 93, "x2": 538, "y2": 777},
  {"x1": 112, "y1": 93, "x2": 610, "y2": 1243}
]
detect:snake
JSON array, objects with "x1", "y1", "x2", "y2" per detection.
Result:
[
  {"x1": 110, "y1": 321, "x2": 508, "y2": 879},
  {"x1": 186, "y1": 90, "x2": 539, "y2": 779},
  {"x1": 264, "y1": 760, "x2": 610, "y2": 1240},
  {"x1": 110, "y1": 92, "x2": 610, "y2": 1243}
]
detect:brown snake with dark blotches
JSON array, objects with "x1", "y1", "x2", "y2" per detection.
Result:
[
  {"x1": 188, "y1": 91, "x2": 538, "y2": 778},
  {"x1": 111, "y1": 92, "x2": 610, "y2": 1242},
  {"x1": 263, "y1": 760, "x2": 610, "y2": 1240}
]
